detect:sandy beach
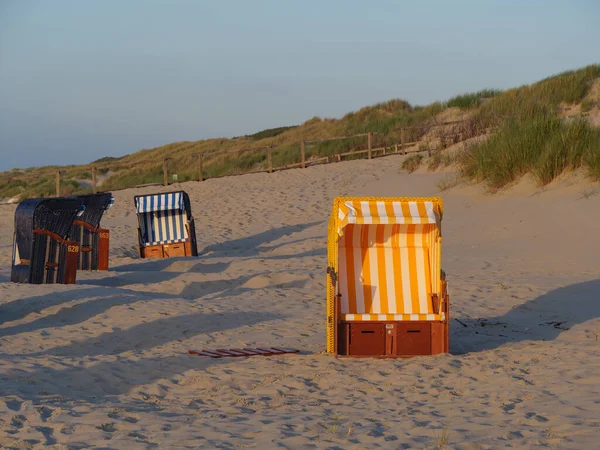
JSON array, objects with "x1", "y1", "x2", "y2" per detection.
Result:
[{"x1": 1, "y1": 154, "x2": 600, "y2": 449}]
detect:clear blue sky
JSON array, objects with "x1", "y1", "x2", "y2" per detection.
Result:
[{"x1": 0, "y1": 0, "x2": 598, "y2": 171}]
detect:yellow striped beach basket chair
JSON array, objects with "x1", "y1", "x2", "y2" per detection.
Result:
[{"x1": 326, "y1": 197, "x2": 449, "y2": 357}]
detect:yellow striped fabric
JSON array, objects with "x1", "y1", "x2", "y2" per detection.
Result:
[
  {"x1": 337, "y1": 199, "x2": 441, "y2": 236},
  {"x1": 343, "y1": 313, "x2": 445, "y2": 321},
  {"x1": 338, "y1": 224, "x2": 440, "y2": 321},
  {"x1": 326, "y1": 197, "x2": 444, "y2": 353}
]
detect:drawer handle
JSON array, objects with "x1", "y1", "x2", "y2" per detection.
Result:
[
  {"x1": 407, "y1": 330, "x2": 421, "y2": 333},
  {"x1": 361, "y1": 330, "x2": 375, "y2": 334}
]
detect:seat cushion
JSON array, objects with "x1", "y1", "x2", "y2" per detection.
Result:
[{"x1": 342, "y1": 313, "x2": 445, "y2": 321}]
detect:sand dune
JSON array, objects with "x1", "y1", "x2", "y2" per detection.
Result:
[{"x1": 1, "y1": 155, "x2": 600, "y2": 449}]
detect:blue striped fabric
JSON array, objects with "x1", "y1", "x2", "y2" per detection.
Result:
[
  {"x1": 139, "y1": 209, "x2": 188, "y2": 246},
  {"x1": 135, "y1": 192, "x2": 183, "y2": 213},
  {"x1": 142, "y1": 237, "x2": 188, "y2": 247}
]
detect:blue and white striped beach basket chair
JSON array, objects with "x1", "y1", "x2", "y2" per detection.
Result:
[{"x1": 133, "y1": 190, "x2": 198, "y2": 258}]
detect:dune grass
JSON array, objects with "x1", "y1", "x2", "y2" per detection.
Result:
[
  {"x1": 1, "y1": 64, "x2": 599, "y2": 200},
  {"x1": 446, "y1": 89, "x2": 502, "y2": 109},
  {"x1": 401, "y1": 154, "x2": 424, "y2": 173},
  {"x1": 460, "y1": 117, "x2": 600, "y2": 189}
]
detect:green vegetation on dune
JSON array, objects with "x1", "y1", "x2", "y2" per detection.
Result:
[
  {"x1": 1, "y1": 64, "x2": 599, "y2": 200},
  {"x1": 460, "y1": 117, "x2": 600, "y2": 189},
  {"x1": 245, "y1": 125, "x2": 298, "y2": 140},
  {"x1": 458, "y1": 65, "x2": 600, "y2": 189},
  {"x1": 446, "y1": 89, "x2": 502, "y2": 109}
]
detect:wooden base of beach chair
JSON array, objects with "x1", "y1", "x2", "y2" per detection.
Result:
[
  {"x1": 98, "y1": 228, "x2": 109, "y2": 270},
  {"x1": 27, "y1": 229, "x2": 79, "y2": 284},
  {"x1": 335, "y1": 283, "x2": 450, "y2": 358},
  {"x1": 140, "y1": 241, "x2": 193, "y2": 259},
  {"x1": 188, "y1": 347, "x2": 299, "y2": 358},
  {"x1": 72, "y1": 221, "x2": 110, "y2": 271},
  {"x1": 336, "y1": 321, "x2": 448, "y2": 358}
]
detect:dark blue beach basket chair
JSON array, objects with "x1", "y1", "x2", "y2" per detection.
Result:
[{"x1": 11, "y1": 197, "x2": 85, "y2": 284}]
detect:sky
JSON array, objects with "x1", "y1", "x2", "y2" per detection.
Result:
[{"x1": 0, "y1": 0, "x2": 599, "y2": 171}]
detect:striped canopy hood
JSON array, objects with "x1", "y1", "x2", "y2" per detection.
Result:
[{"x1": 334, "y1": 197, "x2": 443, "y2": 237}]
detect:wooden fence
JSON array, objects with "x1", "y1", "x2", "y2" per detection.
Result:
[{"x1": 47, "y1": 118, "x2": 479, "y2": 196}]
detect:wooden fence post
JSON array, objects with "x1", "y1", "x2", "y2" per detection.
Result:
[
  {"x1": 198, "y1": 154, "x2": 204, "y2": 182},
  {"x1": 301, "y1": 141, "x2": 305, "y2": 168},
  {"x1": 268, "y1": 148, "x2": 273, "y2": 173},
  {"x1": 401, "y1": 128, "x2": 406, "y2": 155},
  {"x1": 56, "y1": 171, "x2": 60, "y2": 197},
  {"x1": 92, "y1": 167, "x2": 97, "y2": 193},
  {"x1": 163, "y1": 158, "x2": 168, "y2": 186},
  {"x1": 367, "y1": 132, "x2": 372, "y2": 159}
]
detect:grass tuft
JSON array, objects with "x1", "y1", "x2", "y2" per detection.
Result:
[
  {"x1": 437, "y1": 175, "x2": 461, "y2": 191},
  {"x1": 446, "y1": 89, "x2": 502, "y2": 109},
  {"x1": 460, "y1": 117, "x2": 600, "y2": 189},
  {"x1": 402, "y1": 154, "x2": 424, "y2": 173}
]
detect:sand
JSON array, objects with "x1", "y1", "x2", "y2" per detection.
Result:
[{"x1": 1, "y1": 155, "x2": 600, "y2": 449}]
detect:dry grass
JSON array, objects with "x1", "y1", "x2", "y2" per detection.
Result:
[
  {"x1": 433, "y1": 424, "x2": 451, "y2": 449},
  {"x1": 2, "y1": 64, "x2": 599, "y2": 200},
  {"x1": 401, "y1": 154, "x2": 424, "y2": 173},
  {"x1": 436, "y1": 175, "x2": 461, "y2": 192}
]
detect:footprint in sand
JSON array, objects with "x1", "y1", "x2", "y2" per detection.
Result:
[
  {"x1": 108, "y1": 409, "x2": 140, "y2": 423},
  {"x1": 98, "y1": 422, "x2": 118, "y2": 433},
  {"x1": 11, "y1": 415, "x2": 27, "y2": 429}
]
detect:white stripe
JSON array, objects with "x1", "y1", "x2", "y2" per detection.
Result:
[
  {"x1": 415, "y1": 245, "x2": 429, "y2": 314},
  {"x1": 392, "y1": 202, "x2": 405, "y2": 224},
  {"x1": 398, "y1": 231, "x2": 412, "y2": 313},
  {"x1": 425, "y1": 201, "x2": 436, "y2": 223},
  {"x1": 383, "y1": 226, "x2": 396, "y2": 314},
  {"x1": 377, "y1": 202, "x2": 388, "y2": 224},
  {"x1": 153, "y1": 212, "x2": 161, "y2": 242},
  {"x1": 409, "y1": 202, "x2": 421, "y2": 224},
  {"x1": 345, "y1": 202, "x2": 357, "y2": 223},
  {"x1": 353, "y1": 225, "x2": 365, "y2": 313},
  {"x1": 170, "y1": 211, "x2": 175, "y2": 241},
  {"x1": 160, "y1": 210, "x2": 168, "y2": 241},
  {"x1": 360, "y1": 201, "x2": 372, "y2": 224},
  {"x1": 141, "y1": 238, "x2": 188, "y2": 247},
  {"x1": 368, "y1": 226, "x2": 380, "y2": 314},
  {"x1": 341, "y1": 313, "x2": 444, "y2": 321}
]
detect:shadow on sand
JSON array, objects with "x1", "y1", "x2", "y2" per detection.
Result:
[
  {"x1": 77, "y1": 221, "x2": 324, "y2": 290},
  {"x1": 451, "y1": 279, "x2": 600, "y2": 354},
  {"x1": 199, "y1": 221, "x2": 323, "y2": 258},
  {"x1": 0, "y1": 286, "x2": 180, "y2": 336},
  {"x1": 4, "y1": 310, "x2": 280, "y2": 400}
]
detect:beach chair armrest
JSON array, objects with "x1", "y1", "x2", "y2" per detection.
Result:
[{"x1": 431, "y1": 293, "x2": 440, "y2": 314}]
